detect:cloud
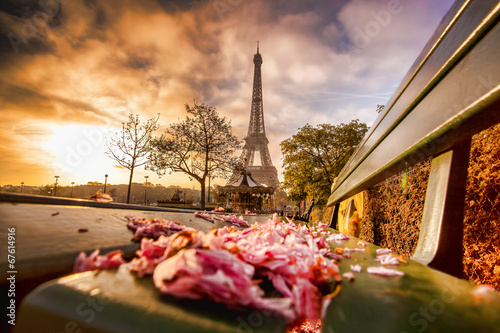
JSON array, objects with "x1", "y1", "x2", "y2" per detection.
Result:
[{"x1": 0, "y1": 0, "x2": 455, "y2": 186}]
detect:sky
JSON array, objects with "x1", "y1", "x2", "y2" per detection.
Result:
[{"x1": 0, "y1": 0, "x2": 456, "y2": 189}]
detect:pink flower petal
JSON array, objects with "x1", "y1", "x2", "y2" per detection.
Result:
[
  {"x1": 343, "y1": 247, "x2": 365, "y2": 252},
  {"x1": 73, "y1": 249, "x2": 125, "y2": 273},
  {"x1": 367, "y1": 266, "x2": 404, "y2": 276},
  {"x1": 194, "y1": 211, "x2": 214, "y2": 223},
  {"x1": 327, "y1": 233, "x2": 349, "y2": 242},
  {"x1": 214, "y1": 214, "x2": 250, "y2": 228},
  {"x1": 376, "y1": 248, "x2": 392, "y2": 255},
  {"x1": 471, "y1": 285, "x2": 497, "y2": 298},
  {"x1": 380, "y1": 256, "x2": 400, "y2": 266},
  {"x1": 350, "y1": 264, "x2": 362, "y2": 272}
]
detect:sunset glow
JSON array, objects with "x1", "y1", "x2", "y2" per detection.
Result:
[{"x1": 41, "y1": 124, "x2": 112, "y2": 182}]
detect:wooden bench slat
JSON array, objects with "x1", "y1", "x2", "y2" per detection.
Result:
[{"x1": 328, "y1": 2, "x2": 500, "y2": 205}]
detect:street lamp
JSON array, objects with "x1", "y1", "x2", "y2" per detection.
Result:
[
  {"x1": 104, "y1": 174, "x2": 108, "y2": 193},
  {"x1": 144, "y1": 175, "x2": 149, "y2": 205},
  {"x1": 54, "y1": 176, "x2": 60, "y2": 197},
  {"x1": 207, "y1": 174, "x2": 211, "y2": 203},
  {"x1": 206, "y1": 159, "x2": 212, "y2": 204},
  {"x1": 20, "y1": 182, "x2": 24, "y2": 193},
  {"x1": 71, "y1": 182, "x2": 75, "y2": 198}
]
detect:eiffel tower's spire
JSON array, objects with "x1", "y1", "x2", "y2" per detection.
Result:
[
  {"x1": 248, "y1": 42, "x2": 265, "y2": 137},
  {"x1": 229, "y1": 44, "x2": 279, "y2": 190}
]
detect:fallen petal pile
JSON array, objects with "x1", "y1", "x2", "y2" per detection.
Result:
[
  {"x1": 74, "y1": 214, "x2": 412, "y2": 329},
  {"x1": 149, "y1": 215, "x2": 341, "y2": 324},
  {"x1": 126, "y1": 215, "x2": 193, "y2": 241},
  {"x1": 76, "y1": 214, "x2": 342, "y2": 326}
]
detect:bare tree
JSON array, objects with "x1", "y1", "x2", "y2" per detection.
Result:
[
  {"x1": 148, "y1": 103, "x2": 241, "y2": 210},
  {"x1": 106, "y1": 114, "x2": 159, "y2": 204}
]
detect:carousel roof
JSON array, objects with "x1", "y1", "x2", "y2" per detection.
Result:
[{"x1": 219, "y1": 171, "x2": 275, "y2": 194}]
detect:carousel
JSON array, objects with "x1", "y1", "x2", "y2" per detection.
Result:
[{"x1": 218, "y1": 171, "x2": 275, "y2": 214}]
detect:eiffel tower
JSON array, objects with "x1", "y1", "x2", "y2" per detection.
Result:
[{"x1": 230, "y1": 43, "x2": 279, "y2": 190}]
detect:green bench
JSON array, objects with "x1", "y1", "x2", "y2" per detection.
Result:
[
  {"x1": 325, "y1": 0, "x2": 500, "y2": 331},
  {"x1": 328, "y1": 0, "x2": 500, "y2": 277},
  {"x1": 2, "y1": 0, "x2": 500, "y2": 332}
]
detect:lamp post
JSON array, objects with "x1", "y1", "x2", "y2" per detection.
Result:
[
  {"x1": 104, "y1": 174, "x2": 108, "y2": 194},
  {"x1": 206, "y1": 159, "x2": 212, "y2": 204},
  {"x1": 144, "y1": 175, "x2": 149, "y2": 205},
  {"x1": 54, "y1": 176, "x2": 60, "y2": 197},
  {"x1": 207, "y1": 174, "x2": 211, "y2": 203},
  {"x1": 71, "y1": 182, "x2": 75, "y2": 197},
  {"x1": 20, "y1": 182, "x2": 24, "y2": 193}
]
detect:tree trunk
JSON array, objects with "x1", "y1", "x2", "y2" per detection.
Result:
[
  {"x1": 199, "y1": 178, "x2": 206, "y2": 210},
  {"x1": 127, "y1": 167, "x2": 134, "y2": 204}
]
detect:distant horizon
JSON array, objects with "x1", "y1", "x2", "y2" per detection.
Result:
[{"x1": 1, "y1": 182, "x2": 200, "y2": 188}]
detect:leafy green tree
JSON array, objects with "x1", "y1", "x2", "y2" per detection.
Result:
[
  {"x1": 106, "y1": 114, "x2": 159, "y2": 204},
  {"x1": 280, "y1": 119, "x2": 368, "y2": 205},
  {"x1": 148, "y1": 102, "x2": 241, "y2": 210}
]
